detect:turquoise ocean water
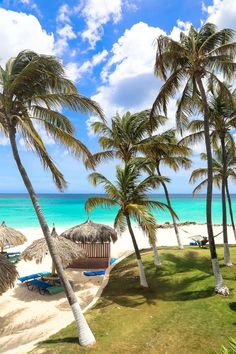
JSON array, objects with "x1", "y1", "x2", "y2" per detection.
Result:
[{"x1": 0, "y1": 194, "x2": 235, "y2": 229}]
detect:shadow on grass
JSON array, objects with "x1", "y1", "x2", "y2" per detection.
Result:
[
  {"x1": 41, "y1": 337, "x2": 78, "y2": 345},
  {"x1": 229, "y1": 302, "x2": 236, "y2": 311},
  {"x1": 93, "y1": 251, "x2": 215, "y2": 310}
]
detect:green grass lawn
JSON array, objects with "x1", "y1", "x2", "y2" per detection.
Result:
[{"x1": 32, "y1": 246, "x2": 236, "y2": 354}]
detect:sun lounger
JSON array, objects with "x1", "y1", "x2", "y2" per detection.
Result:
[
  {"x1": 47, "y1": 285, "x2": 64, "y2": 295},
  {"x1": 83, "y1": 270, "x2": 106, "y2": 276},
  {"x1": 18, "y1": 271, "x2": 51, "y2": 283},
  {"x1": 27, "y1": 279, "x2": 53, "y2": 295}
]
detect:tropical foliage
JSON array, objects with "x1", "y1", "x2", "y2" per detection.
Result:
[
  {"x1": 151, "y1": 22, "x2": 236, "y2": 295},
  {"x1": 0, "y1": 50, "x2": 104, "y2": 345},
  {"x1": 85, "y1": 159, "x2": 173, "y2": 287}
]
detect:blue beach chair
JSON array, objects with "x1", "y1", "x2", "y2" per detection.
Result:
[
  {"x1": 18, "y1": 271, "x2": 51, "y2": 283},
  {"x1": 26, "y1": 279, "x2": 53, "y2": 295},
  {"x1": 83, "y1": 270, "x2": 106, "y2": 276}
]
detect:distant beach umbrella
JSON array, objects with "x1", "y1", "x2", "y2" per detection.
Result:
[
  {"x1": 61, "y1": 220, "x2": 117, "y2": 243},
  {"x1": 22, "y1": 226, "x2": 86, "y2": 273},
  {"x1": 0, "y1": 221, "x2": 27, "y2": 252},
  {"x1": 0, "y1": 254, "x2": 18, "y2": 294}
]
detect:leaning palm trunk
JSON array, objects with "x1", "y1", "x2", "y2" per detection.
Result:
[
  {"x1": 220, "y1": 137, "x2": 232, "y2": 266},
  {"x1": 226, "y1": 179, "x2": 236, "y2": 242},
  {"x1": 157, "y1": 165, "x2": 183, "y2": 249},
  {"x1": 125, "y1": 215, "x2": 148, "y2": 287},
  {"x1": 152, "y1": 242, "x2": 161, "y2": 267},
  {"x1": 196, "y1": 77, "x2": 229, "y2": 295},
  {"x1": 9, "y1": 127, "x2": 95, "y2": 346}
]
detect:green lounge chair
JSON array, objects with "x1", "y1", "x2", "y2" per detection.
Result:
[{"x1": 47, "y1": 285, "x2": 64, "y2": 295}]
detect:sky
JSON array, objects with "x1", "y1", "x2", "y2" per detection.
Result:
[{"x1": 0, "y1": 0, "x2": 235, "y2": 194}]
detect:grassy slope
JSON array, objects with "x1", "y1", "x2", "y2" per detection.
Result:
[{"x1": 32, "y1": 247, "x2": 236, "y2": 354}]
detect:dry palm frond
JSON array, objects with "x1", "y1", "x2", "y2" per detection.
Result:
[
  {"x1": 61, "y1": 220, "x2": 117, "y2": 243},
  {"x1": 0, "y1": 222, "x2": 27, "y2": 249},
  {"x1": 0, "y1": 255, "x2": 18, "y2": 294},
  {"x1": 22, "y1": 227, "x2": 86, "y2": 268}
]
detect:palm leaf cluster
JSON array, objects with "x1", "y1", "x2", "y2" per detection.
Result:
[{"x1": 0, "y1": 50, "x2": 103, "y2": 190}]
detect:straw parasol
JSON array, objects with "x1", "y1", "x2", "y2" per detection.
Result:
[
  {"x1": 0, "y1": 221, "x2": 27, "y2": 252},
  {"x1": 22, "y1": 227, "x2": 87, "y2": 274},
  {"x1": 60, "y1": 219, "x2": 118, "y2": 243},
  {"x1": 0, "y1": 254, "x2": 18, "y2": 294}
]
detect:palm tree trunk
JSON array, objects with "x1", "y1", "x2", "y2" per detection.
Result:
[
  {"x1": 156, "y1": 164, "x2": 183, "y2": 249},
  {"x1": 220, "y1": 137, "x2": 232, "y2": 266},
  {"x1": 196, "y1": 76, "x2": 228, "y2": 295},
  {"x1": 152, "y1": 242, "x2": 161, "y2": 267},
  {"x1": 226, "y1": 179, "x2": 236, "y2": 241},
  {"x1": 8, "y1": 126, "x2": 95, "y2": 346},
  {"x1": 125, "y1": 214, "x2": 148, "y2": 287}
]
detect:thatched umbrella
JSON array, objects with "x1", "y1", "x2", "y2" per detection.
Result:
[
  {"x1": 0, "y1": 221, "x2": 27, "y2": 252},
  {"x1": 0, "y1": 254, "x2": 18, "y2": 294},
  {"x1": 22, "y1": 227, "x2": 86, "y2": 274},
  {"x1": 60, "y1": 220, "x2": 117, "y2": 243}
]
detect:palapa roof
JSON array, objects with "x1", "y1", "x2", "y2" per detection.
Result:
[
  {"x1": 22, "y1": 227, "x2": 86, "y2": 268},
  {"x1": 61, "y1": 220, "x2": 117, "y2": 243},
  {"x1": 0, "y1": 254, "x2": 18, "y2": 294},
  {"x1": 0, "y1": 221, "x2": 27, "y2": 248}
]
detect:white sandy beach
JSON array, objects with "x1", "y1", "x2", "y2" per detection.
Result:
[{"x1": 0, "y1": 223, "x2": 235, "y2": 354}]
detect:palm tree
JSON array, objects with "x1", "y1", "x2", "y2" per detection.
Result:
[
  {"x1": 190, "y1": 148, "x2": 236, "y2": 265},
  {"x1": 0, "y1": 50, "x2": 104, "y2": 346},
  {"x1": 183, "y1": 86, "x2": 236, "y2": 266},
  {"x1": 87, "y1": 110, "x2": 164, "y2": 167},
  {"x1": 151, "y1": 23, "x2": 236, "y2": 294},
  {"x1": 137, "y1": 129, "x2": 191, "y2": 249},
  {"x1": 85, "y1": 160, "x2": 173, "y2": 287},
  {"x1": 87, "y1": 110, "x2": 168, "y2": 265}
]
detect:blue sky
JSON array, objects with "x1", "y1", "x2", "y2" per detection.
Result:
[{"x1": 0, "y1": 0, "x2": 234, "y2": 193}]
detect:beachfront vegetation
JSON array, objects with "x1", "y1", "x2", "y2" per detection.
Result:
[
  {"x1": 151, "y1": 23, "x2": 236, "y2": 295},
  {"x1": 32, "y1": 247, "x2": 236, "y2": 354},
  {"x1": 190, "y1": 148, "x2": 236, "y2": 265},
  {"x1": 0, "y1": 50, "x2": 104, "y2": 346},
  {"x1": 85, "y1": 159, "x2": 172, "y2": 287},
  {"x1": 136, "y1": 128, "x2": 192, "y2": 249},
  {"x1": 184, "y1": 85, "x2": 236, "y2": 267},
  {"x1": 88, "y1": 110, "x2": 191, "y2": 250}
]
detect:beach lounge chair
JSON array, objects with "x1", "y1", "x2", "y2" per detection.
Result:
[
  {"x1": 47, "y1": 285, "x2": 64, "y2": 295},
  {"x1": 83, "y1": 270, "x2": 106, "y2": 276},
  {"x1": 18, "y1": 271, "x2": 51, "y2": 283},
  {"x1": 26, "y1": 279, "x2": 53, "y2": 295}
]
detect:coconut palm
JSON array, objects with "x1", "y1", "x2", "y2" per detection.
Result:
[
  {"x1": 137, "y1": 129, "x2": 192, "y2": 249},
  {"x1": 87, "y1": 110, "x2": 164, "y2": 167},
  {"x1": 190, "y1": 148, "x2": 236, "y2": 265},
  {"x1": 85, "y1": 160, "x2": 173, "y2": 287},
  {"x1": 87, "y1": 110, "x2": 167, "y2": 265},
  {"x1": 183, "y1": 86, "x2": 236, "y2": 266},
  {"x1": 0, "y1": 50, "x2": 104, "y2": 346},
  {"x1": 151, "y1": 23, "x2": 236, "y2": 294}
]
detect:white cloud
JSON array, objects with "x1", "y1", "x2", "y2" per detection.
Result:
[
  {"x1": 65, "y1": 49, "x2": 108, "y2": 82},
  {"x1": 87, "y1": 22, "x2": 165, "y2": 130},
  {"x1": 81, "y1": 0, "x2": 122, "y2": 48},
  {"x1": 56, "y1": 4, "x2": 72, "y2": 23},
  {"x1": 0, "y1": 8, "x2": 54, "y2": 67},
  {"x1": 170, "y1": 20, "x2": 191, "y2": 41},
  {"x1": 203, "y1": 0, "x2": 236, "y2": 30},
  {"x1": 57, "y1": 24, "x2": 76, "y2": 40},
  {"x1": 0, "y1": 135, "x2": 9, "y2": 146},
  {"x1": 54, "y1": 23, "x2": 77, "y2": 55},
  {"x1": 87, "y1": 20, "x2": 198, "y2": 135}
]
